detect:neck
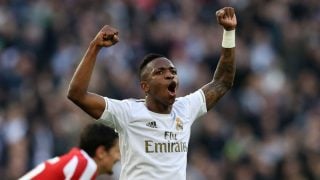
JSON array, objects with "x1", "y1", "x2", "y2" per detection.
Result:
[
  {"x1": 145, "y1": 97, "x2": 172, "y2": 114},
  {"x1": 93, "y1": 157, "x2": 103, "y2": 175}
]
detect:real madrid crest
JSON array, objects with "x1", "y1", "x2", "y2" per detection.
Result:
[{"x1": 175, "y1": 117, "x2": 183, "y2": 131}]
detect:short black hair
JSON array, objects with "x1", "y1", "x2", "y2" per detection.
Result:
[
  {"x1": 139, "y1": 53, "x2": 166, "y2": 80},
  {"x1": 79, "y1": 123, "x2": 118, "y2": 157}
]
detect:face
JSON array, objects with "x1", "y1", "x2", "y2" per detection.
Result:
[
  {"x1": 141, "y1": 58, "x2": 179, "y2": 106},
  {"x1": 97, "y1": 140, "x2": 120, "y2": 175}
]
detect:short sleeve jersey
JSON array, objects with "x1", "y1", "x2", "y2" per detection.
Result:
[
  {"x1": 19, "y1": 148, "x2": 97, "y2": 180},
  {"x1": 98, "y1": 89, "x2": 207, "y2": 180}
]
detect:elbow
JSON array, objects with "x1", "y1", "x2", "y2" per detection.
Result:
[
  {"x1": 67, "y1": 91, "x2": 75, "y2": 102},
  {"x1": 67, "y1": 86, "x2": 82, "y2": 103},
  {"x1": 67, "y1": 90, "x2": 76, "y2": 102}
]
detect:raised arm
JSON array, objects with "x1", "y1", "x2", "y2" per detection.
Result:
[
  {"x1": 67, "y1": 25, "x2": 119, "y2": 119},
  {"x1": 201, "y1": 7, "x2": 237, "y2": 110}
]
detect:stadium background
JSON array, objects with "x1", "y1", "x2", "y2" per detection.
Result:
[{"x1": 0, "y1": 0, "x2": 319, "y2": 179}]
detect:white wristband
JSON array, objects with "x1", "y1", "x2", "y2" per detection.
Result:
[{"x1": 222, "y1": 29, "x2": 235, "y2": 48}]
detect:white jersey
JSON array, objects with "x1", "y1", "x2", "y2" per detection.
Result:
[{"x1": 98, "y1": 89, "x2": 207, "y2": 180}]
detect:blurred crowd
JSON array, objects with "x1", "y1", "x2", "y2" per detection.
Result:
[{"x1": 0, "y1": 0, "x2": 319, "y2": 179}]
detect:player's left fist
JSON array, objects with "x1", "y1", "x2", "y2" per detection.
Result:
[{"x1": 216, "y1": 7, "x2": 237, "y2": 31}]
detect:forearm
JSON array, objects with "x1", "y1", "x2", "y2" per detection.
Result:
[
  {"x1": 212, "y1": 47, "x2": 236, "y2": 88},
  {"x1": 68, "y1": 42, "x2": 101, "y2": 99},
  {"x1": 201, "y1": 29, "x2": 236, "y2": 110},
  {"x1": 202, "y1": 48, "x2": 235, "y2": 108},
  {"x1": 67, "y1": 25, "x2": 119, "y2": 118}
]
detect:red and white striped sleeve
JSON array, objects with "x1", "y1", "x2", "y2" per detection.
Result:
[{"x1": 19, "y1": 148, "x2": 97, "y2": 180}]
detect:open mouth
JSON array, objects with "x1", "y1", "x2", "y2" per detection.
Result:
[{"x1": 167, "y1": 81, "x2": 177, "y2": 95}]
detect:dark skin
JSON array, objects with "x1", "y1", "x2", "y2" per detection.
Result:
[
  {"x1": 202, "y1": 7, "x2": 237, "y2": 109},
  {"x1": 140, "y1": 58, "x2": 179, "y2": 113},
  {"x1": 68, "y1": 7, "x2": 237, "y2": 118}
]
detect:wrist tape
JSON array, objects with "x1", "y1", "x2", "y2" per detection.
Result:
[{"x1": 222, "y1": 29, "x2": 235, "y2": 48}]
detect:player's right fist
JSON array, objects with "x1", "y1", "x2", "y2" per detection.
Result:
[{"x1": 92, "y1": 25, "x2": 119, "y2": 47}]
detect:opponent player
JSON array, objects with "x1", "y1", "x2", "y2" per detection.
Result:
[
  {"x1": 19, "y1": 123, "x2": 119, "y2": 180},
  {"x1": 68, "y1": 7, "x2": 237, "y2": 180}
]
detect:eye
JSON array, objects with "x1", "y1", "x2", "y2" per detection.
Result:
[
  {"x1": 171, "y1": 69, "x2": 177, "y2": 75},
  {"x1": 155, "y1": 70, "x2": 163, "y2": 75}
]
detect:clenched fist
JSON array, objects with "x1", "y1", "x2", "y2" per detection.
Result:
[
  {"x1": 216, "y1": 7, "x2": 237, "y2": 31},
  {"x1": 92, "y1": 25, "x2": 119, "y2": 47}
]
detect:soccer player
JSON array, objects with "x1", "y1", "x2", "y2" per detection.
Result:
[
  {"x1": 68, "y1": 6, "x2": 237, "y2": 180},
  {"x1": 19, "y1": 123, "x2": 119, "y2": 180}
]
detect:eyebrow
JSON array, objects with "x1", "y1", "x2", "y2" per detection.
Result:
[
  {"x1": 153, "y1": 67, "x2": 177, "y2": 71},
  {"x1": 150, "y1": 67, "x2": 176, "y2": 74}
]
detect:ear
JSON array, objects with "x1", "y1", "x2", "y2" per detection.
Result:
[
  {"x1": 140, "y1": 81, "x2": 149, "y2": 94},
  {"x1": 95, "y1": 145, "x2": 107, "y2": 160}
]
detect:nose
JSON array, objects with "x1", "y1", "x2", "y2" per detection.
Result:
[
  {"x1": 116, "y1": 152, "x2": 120, "y2": 161},
  {"x1": 116, "y1": 153, "x2": 121, "y2": 161},
  {"x1": 164, "y1": 71, "x2": 174, "y2": 80}
]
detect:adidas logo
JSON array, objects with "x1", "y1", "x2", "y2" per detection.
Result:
[{"x1": 146, "y1": 121, "x2": 157, "y2": 128}]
